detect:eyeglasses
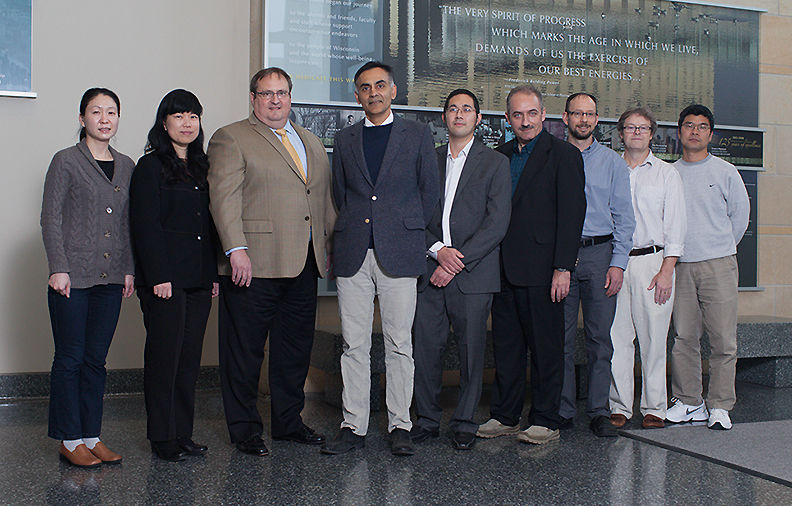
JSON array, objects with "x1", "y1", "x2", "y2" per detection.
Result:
[
  {"x1": 681, "y1": 122, "x2": 711, "y2": 132},
  {"x1": 447, "y1": 106, "x2": 476, "y2": 115},
  {"x1": 253, "y1": 90, "x2": 290, "y2": 100},
  {"x1": 623, "y1": 125, "x2": 652, "y2": 134},
  {"x1": 567, "y1": 111, "x2": 597, "y2": 119}
]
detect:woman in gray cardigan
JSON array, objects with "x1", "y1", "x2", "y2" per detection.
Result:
[{"x1": 40, "y1": 88, "x2": 135, "y2": 468}]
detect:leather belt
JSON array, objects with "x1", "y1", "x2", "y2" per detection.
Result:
[
  {"x1": 629, "y1": 245, "x2": 664, "y2": 256},
  {"x1": 580, "y1": 234, "x2": 613, "y2": 248}
]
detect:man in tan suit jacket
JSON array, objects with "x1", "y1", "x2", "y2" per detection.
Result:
[{"x1": 207, "y1": 68, "x2": 335, "y2": 456}]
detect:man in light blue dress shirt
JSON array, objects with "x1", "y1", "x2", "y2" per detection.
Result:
[{"x1": 559, "y1": 93, "x2": 635, "y2": 437}]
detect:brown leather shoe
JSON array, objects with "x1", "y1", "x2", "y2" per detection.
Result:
[
  {"x1": 610, "y1": 413, "x2": 628, "y2": 428},
  {"x1": 59, "y1": 443, "x2": 101, "y2": 468},
  {"x1": 88, "y1": 441, "x2": 122, "y2": 464},
  {"x1": 642, "y1": 414, "x2": 665, "y2": 429}
]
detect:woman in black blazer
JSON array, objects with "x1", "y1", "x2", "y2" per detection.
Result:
[{"x1": 130, "y1": 89, "x2": 218, "y2": 462}]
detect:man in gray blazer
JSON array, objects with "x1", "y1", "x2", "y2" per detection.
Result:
[
  {"x1": 321, "y1": 62, "x2": 439, "y2": 456},
  {"x1": 411, "y1": 89, "x2": 511, "y2": 450}
]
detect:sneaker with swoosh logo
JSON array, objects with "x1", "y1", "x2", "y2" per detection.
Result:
[{"x1": 665, "y1": 397, "x2": 708, "y2": 423}]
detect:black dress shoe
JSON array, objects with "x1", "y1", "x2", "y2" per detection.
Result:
[
  {"x1": 273, "y1": 425, "x2": 326, "y2": 445},
  {"x1": 452, "y1": 431, "x2": 476, "y2": 450},
  {"x1": 236, "y1": 435, "x2": 269, "y2": 456},
  {"x1": 320, "y1": 427, "x2": 365, "y2": 455},
  {"x1": 391, "y1": 428, "x2": 415, "y2": 456},
  {"x1": 590, "y1": 415, "x2": 619, "y2": 438},
  {"x1": 410, "y1": 425, "x2": 440, "y2": 443},
  {"x1": 151, "y1": 441, "x2": 187, "y2": 462},
  {"x1": 177, "y1": 438, "x2": 208, "y2": 456},
  {"x1": 558, "y1": 417, "x2": 574, "y2": 430}
]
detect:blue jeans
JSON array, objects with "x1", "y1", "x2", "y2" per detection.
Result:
[{"x1": 47, "y1": 284, "x2": 123, "y2": 440}]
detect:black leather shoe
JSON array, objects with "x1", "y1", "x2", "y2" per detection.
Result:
[
  {"x1": 391, "y1": 428, "x2": 415, "y2": 456},
  {"x1": 559, "y1": 417, "x2": 574, "y2": 430},
  {"x1": 452, "y1": 431, "x2": 476, "y2": 450},
  {"x1": 151, "y1": 441, "x2": 187, "y2": 462},
  {"x1": 590, "y1": 415, "x2": 619, "y2": 438},
  {"x1": 409, "y1": 425, "x2": 439, "y2": 443},
  {"x1": 273, "y1": 425, "x2": 326, "y2": 445},
  {"x1": 320, "y1": 427, "x2": 365, "y2": 455},
  {"x1": 177, "y1": 438, "x2": 208, "y2": 456},
  {"x1": 235, "y1": 435, "x2": 269, "y2": 456}
]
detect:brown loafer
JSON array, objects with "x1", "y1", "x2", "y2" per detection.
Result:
[
  {"x1": 88, "y1": 441, "x2": 122, "y2": 464},
  {"x1": 59, "y1": 443, "x2": 101, "y2": 468},
  {"x1": 610, "y1": 413, "x2": 628, "y2": 428},
  {"x1": 642, "y1": 414, "x2": 665, "y2": 429}
]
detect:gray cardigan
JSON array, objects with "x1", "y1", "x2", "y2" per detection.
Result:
[{"x1": 41, "y1": 140, "x2": 135, "y2": 289}]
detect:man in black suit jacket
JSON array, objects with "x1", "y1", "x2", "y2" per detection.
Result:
[
  {"x1": 476, "y1": 85, "x2": 586, "y2": 444},
  {"x1": 410, "y1": 89, "x2": 511, "y2": 451}
]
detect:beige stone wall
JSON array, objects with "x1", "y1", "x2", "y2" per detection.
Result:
[{"x1": 741, "y1": 0, "x2": 792, "y2": 318}]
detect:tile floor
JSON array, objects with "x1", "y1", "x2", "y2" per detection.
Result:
[{"x1": 3, "y1": 381, "x2": 792, "y2": 505}]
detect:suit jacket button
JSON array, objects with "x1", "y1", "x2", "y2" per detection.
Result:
[
  {"x1": 114, "y1": 186, "x2": 121, "y2": 192},
  {"x1": 103, "y1": 253, "x2": 110, "y2": 259},
  {"x1": 371, "y1": 195, "x2": 377, "y2": 200},
  {"x1": 365, "y1": 219, "x2": 370, "y2": 224},
  {"x1": 307, "y1": 189, "x2": 311, "y2": 194},
  {"x1": 100, "y1": 272, "x2": 107, "y2": 278},
  {"x1": 304, "y1": 216, "x2": 310, "y2": 221},
  {"x1": 198, "y1": 236, "x2": 202, "y2": 240},
  {"x1": 106, "y1": 207, "x2": 113, "y2": 214},
  {"x1": 104, "y1": 231, "x2": 111, "y2": 238}
]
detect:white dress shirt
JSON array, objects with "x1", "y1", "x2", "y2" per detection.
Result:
[
  {"x1": 626, "y1": 151, "x2": 687, "y2": 258},
  {"x1": 428, "y1": 137, "x2": 475, "y2": 259},
  {"x1": 364, "y1": 111, "x2": 394, "y2": 127}
]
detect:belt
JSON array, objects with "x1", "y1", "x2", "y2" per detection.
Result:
[
  {"x1": 629, "y1": 245, "x2": 664, "y2": 257},
  {"x1": 580, "y1": 234, "x2": 613, "y2": 248}
]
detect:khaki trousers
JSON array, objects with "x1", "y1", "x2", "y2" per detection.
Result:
[{"x1": 671, "y1": 255, "x2": 738, "y2": 411}]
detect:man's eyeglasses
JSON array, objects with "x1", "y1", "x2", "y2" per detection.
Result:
[
  {"x1": 566, "y1": 111, "x2": 597, "y2": 119},
  {"x1": 681, "y1": 122, "x2": 711, "y2": 132},
  {"x1": 623, "y1": 125, "x2": 652, "y2": 134},
  {"x1": 253, "y1": 90, "x2": 290, "y2": 100}
]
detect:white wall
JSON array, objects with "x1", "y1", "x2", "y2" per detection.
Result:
[{"x1": 0, "y1": 1, "x2": 250, "y2": 373}]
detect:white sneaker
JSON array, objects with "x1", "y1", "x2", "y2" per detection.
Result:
[
  {"x1": 476, "y1": 418, "x2": 519, "y2": 438},
  {"x1": 707, "y1": 408, "x2": 732, "y2": 430},
  {"x1": 516, "y1": 425, "x2": 560, "y2": 444},
  {"x1": 666, "y1": 398, "x2": 708, "y2": 423}
]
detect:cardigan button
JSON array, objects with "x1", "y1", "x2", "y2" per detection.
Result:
[
  {"x1": 304, "y1": 216, "x2": 310, "y2": 221},
  {"x1": 100, "y1": 273, "x2": 107, "y2": 278},
  {"x1": 197, "y1": 236, "x2": 202, "y2": 240},
  {"x1": 104, "y1": 231, "x2": 111, "y2": 238},
  {"x1": 106, "y1": 207, "x2": 113, "y2": 214},
  {"x1": 365, "y1": 219, "x2": 370, "y2": 224},
  {"x1": 114, "y1": 186, "x2": 121, "y2": 192},
  {"x1": 372, "y1": 195, "x2": 377, "y2": 201},
  {"x1": 103, "y1": 253, "x2": 110, "y2": 259}
]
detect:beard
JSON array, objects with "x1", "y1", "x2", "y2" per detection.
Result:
[{"x1": 568, "y1": 125, "x2": 593, "y2": 140}]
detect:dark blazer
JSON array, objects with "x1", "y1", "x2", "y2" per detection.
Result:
[
  {"x1": 496, "y1": 130, "x2": 586, "y2": 287},
  {"x1": 418, "y1": 139, "x2": 511, "y2": 294},
  {"x1": 129, "y1": 154, "x2": 217, "y2": 290},
  {"x1": 332, "y1": 114, "x2": 439, "y2": 278}
]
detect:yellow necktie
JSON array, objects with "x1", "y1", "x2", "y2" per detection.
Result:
[{"x1": 275, "y1": 128, "x2": 306, "y2": 181}]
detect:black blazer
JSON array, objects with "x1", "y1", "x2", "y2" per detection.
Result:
[
  {"x1": 496, "y1": 130, "x2": 586, "y2": 287},
  {"x1": 130, "y1": 154, "x2": 217, "y2": 290},
  {"x1": 419, "y1": 139, "x2": 511, "y2": 294}
]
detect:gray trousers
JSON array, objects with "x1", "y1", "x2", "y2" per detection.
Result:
[
  {"x1": 336, "y1": 249, "x2": 417, "y2": 435},
  {"x1": 560, "y1": 241, "x2": 617, "y2": 419},
  {"x1": 413, "y1": 279, "x2": 492, "y2": 434}
]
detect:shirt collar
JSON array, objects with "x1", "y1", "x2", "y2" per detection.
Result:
[
  {"x1": 623, "y1": 150, "x2": 655, "y2": 169},
  {"x1": 269, "y1": 120, "x2": 296, "y2": 136},
  {"x1": 448, "y1": 137, "x2": 475, "y2": 161},
  {"x1": 364, "y1": 111, "x2": 394, "y2": 127},
  {"x1": 581, "y1": 137, "x2": 600, "y2": 155}
]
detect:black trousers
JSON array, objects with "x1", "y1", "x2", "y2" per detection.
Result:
[
  {"x1": 219, "y1": 248, "x2": 319, "y2": 442},
  {"x1": 490, "y1": 277, "x2": 565, "y2": 430},
  {"x1": 139, "y1": 287, "x2": 212, "y2": 442}
]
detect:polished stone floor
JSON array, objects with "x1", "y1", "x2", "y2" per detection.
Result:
[{"x1": 3, "y1": 381, "x2": 792, "y2": 506}]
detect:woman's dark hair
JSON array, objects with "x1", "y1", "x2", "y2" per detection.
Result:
[
  {"x1": 79, "y1": 88, "x2": 120, "y2": 140},
  {"x1": 145, "y1": 89, "x2": 209, "y2": 188}
]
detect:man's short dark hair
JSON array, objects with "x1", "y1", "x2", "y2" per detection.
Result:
[
  {"x1": 250, "y1": 67, "x2": 293, "y2": 93},
  {"x1": 617, "y1": 107, "x2": 658, "y2": 136},
  {"x1": 354, "y1": 61, "x2": 394, "y2": 86},
  {"x1": 565, "y1": 92, "x2": 597, "y2": 113},
  {"x1": 505, "y1": 84, "x2": 543, "y2": 113},
  {"x1": 444, "y1": 89, "x2": 480, "y2": 115},
  {"x1": 678, "y1": 104, "x2": 714, "y2": 130}
]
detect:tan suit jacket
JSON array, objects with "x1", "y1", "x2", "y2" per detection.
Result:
[{"x1": 207, "y1": 113, "x2": 335, "y2": 278}]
